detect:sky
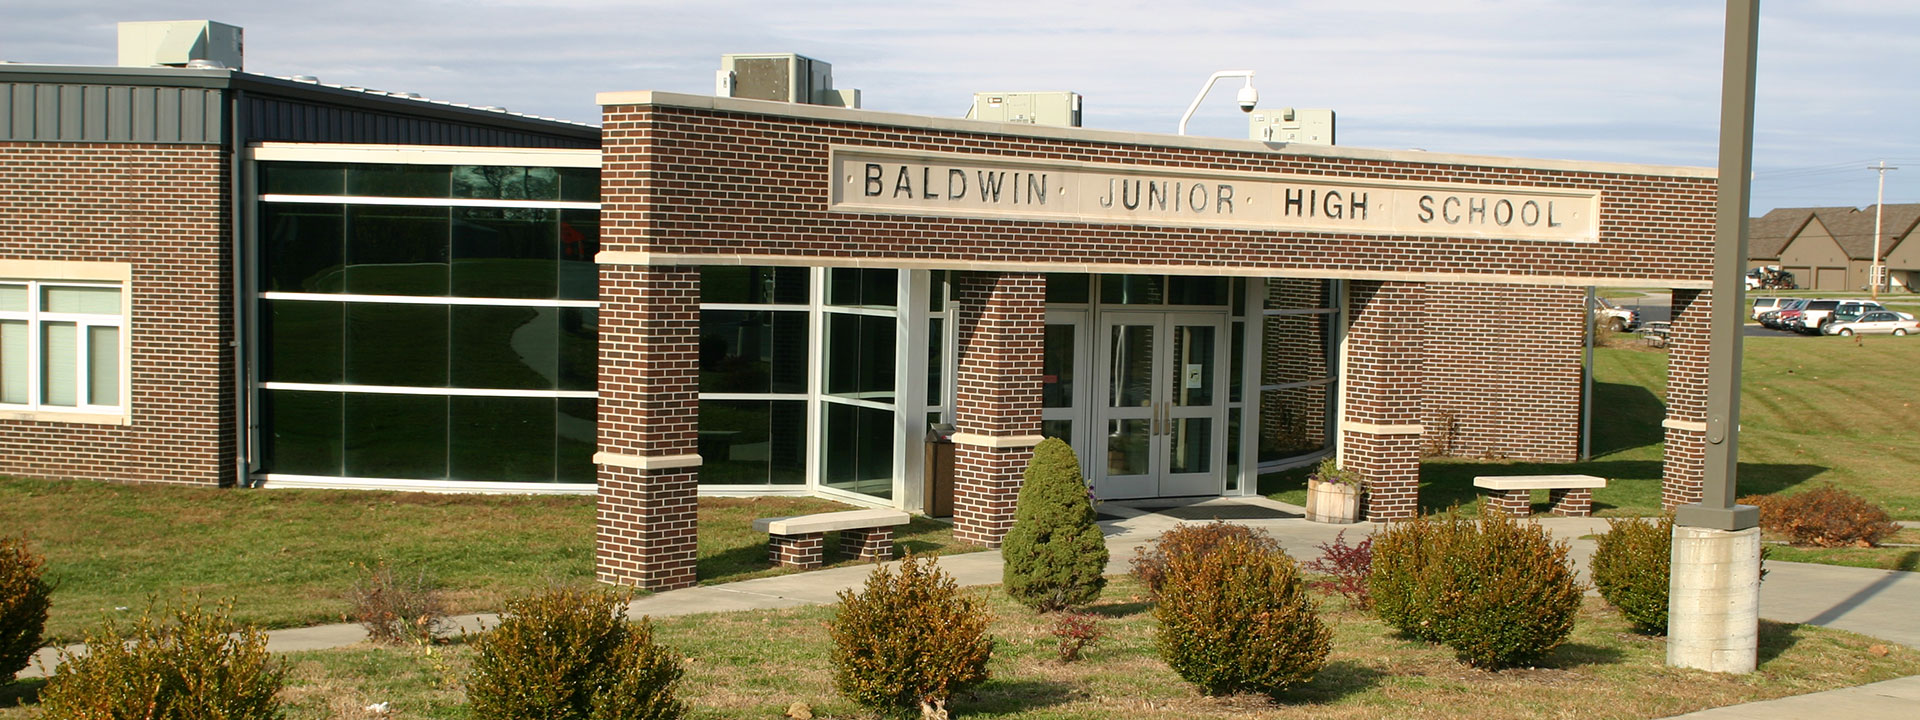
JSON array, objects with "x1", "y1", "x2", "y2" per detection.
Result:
[{"x1": 5, "y1": 0, "x2": 1917, "y2": 215}]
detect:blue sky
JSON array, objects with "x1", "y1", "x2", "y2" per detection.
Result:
[{"x1": 7, "y1": 0, "x2": 1916, "y2": 213}]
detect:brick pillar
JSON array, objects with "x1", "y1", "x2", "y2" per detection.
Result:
[
  {"x1": 594, "y1": 265, "x2": 702, "y2": 590},
  {"x1": 1341, "y1": 281, "x2": 1427, "y2": 521},
  {"x1": 949, "y1": 272, "x2": 1046, "y2": 547},
  {"x1": 1662, "y1": 288, "x2": 1710, "y2": 510}
]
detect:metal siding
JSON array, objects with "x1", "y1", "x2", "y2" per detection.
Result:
[
  {"x1": 0, "y1": 85, "x2": 11, "y2": 137},
  {"x1": 59, "y1": 85, "x2": 84, "y2": 140},
  {"x1": 132, "y1": 87, "x2": 156, "y2": 141},
  {"x1": 180, "y1": 88, "x2": 205, "y2": 140},
  {"x1": 11, "y1": 87, "x2": 29, "y2": 138},
  {"x1": 82, "y1": 86, "x2": 107, "y2": 137},
  {"x1": 106, "y1": 86, "x2": 132, "y2": 141},
  {"x1": 156, "y1": 87, "x2": 181, "y2": 140},
  {"x1": 35, "y1": 85, "x2": 58, "y2": 138}
]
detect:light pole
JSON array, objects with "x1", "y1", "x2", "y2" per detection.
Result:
[
  {"x1": 1869, "y1": 161, "x2": 1898, "y2": 299},
  {"x1": 1667, "y1": 0, "x2": 1763, "y2": 674},
  {"x1": 1177, "y1": 70, "x2": 1258, "y2": 136}
]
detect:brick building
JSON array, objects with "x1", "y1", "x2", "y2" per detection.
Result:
[{"x1": 3, "y1": 27, "x2": 1723, "y2": 592}]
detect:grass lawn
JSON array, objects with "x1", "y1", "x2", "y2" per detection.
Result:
[
  {"x1": 1763, "y1": 528, "x2": 1920, "y2": 572},
  {"x1": 1271, "y1": 334, "x2": 1920, "y2": 521},
  {"x1": 0, "y1": 480, "x2": 977, "y2": 644},
  {"x1": 6, "y1": 575, "x2": 1912, "y2": 719}
]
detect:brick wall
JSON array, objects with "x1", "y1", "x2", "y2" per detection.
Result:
[
  {"x1": 1422, "y1": 283, "x2": 1586, "y2": 462},
  {"x1": 1341, "y1": 281, "x2": 1427, "y2": 520},
  {"x1": 595, "y1": 104, "x2": 1717, "y2": 282},
  {"x1": 0, "y1": 142, "x2": 233, "y2": 486},
  {"x1": 1663, "y1": 288, "x2": 1711, "y2": 509},
  {"x1": 595, "y1": 265, "x2": 700, "y2": 589},
  {"x1": 950, "y1": 271, "x2": 1045, "y2": 546}
]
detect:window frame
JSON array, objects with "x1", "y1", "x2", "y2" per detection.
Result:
[{"x1": 0, "y1": 265, "x2": 133, "y2": 424}]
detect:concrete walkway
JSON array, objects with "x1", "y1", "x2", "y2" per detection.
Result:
[{"x1": 20, "y1": 497, "x2": 1920, "y2": 719}]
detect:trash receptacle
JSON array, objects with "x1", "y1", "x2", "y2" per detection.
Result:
[{"x1": 925, "y1": 423, "x2": 957, "y2": 518}]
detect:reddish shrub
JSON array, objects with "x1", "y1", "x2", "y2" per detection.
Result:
[
  {"x1": 1050, "y1": 612, "x2": 1104, "y2": 662},
  {"x1": 1302, "y1": 530, "x2": 1374, "y2": 609},
  {"x1": 1743, "y1": 486, "x2": 1899, "y2": 548},
  {"x1": 1131, "y1": 522, "x2": 1283, "y2": 599}
]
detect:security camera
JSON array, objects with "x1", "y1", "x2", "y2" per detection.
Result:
[{"x1": 1236, "y1": 85, "x2": 1259, "y2": 113}]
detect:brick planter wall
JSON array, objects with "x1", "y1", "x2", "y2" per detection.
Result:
[{"x1": 0, "y1": 142, "x2": 233, "y2": 486}]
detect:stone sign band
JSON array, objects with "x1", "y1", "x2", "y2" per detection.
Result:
[{"x1": 830, "y1": 147, "x2": 1601, "y2": 243}]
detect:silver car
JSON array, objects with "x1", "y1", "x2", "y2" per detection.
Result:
[{"x1": 1822, "y1": 311, "x2": 1920, "y2": 337}]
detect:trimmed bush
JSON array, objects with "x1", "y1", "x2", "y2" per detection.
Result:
[
  {"x1": 0, "y1": 536, "x2": 51, "y2": 685},
  {"x1": 1591, "y1": 515, "x2": 1673, "y2": 634},
  {"x1": 346, "y1": 561, "x2": 447, "y2": 645},
  {"x1": 1002, "y1": 438, "x2": 1108, "y2": 612},
  {"x1": 1155, "y1": 532, "x2": 1330, "y2": 696},
  {"x1": 1369, "y1": 511, "x2": 1583, "y2": 669},
  {"x1": 830, "y1": 554, "x2": 993, "y2": 713},
  {"x1": 467, "y1": 586, "x2": 685, "y2": 720},
  {"x1": 38, "y1": 599, "x2": 284, "y2": 719},
  {"x1": 1131, "y1": 521, "x2": 1283, "y2": 599},
  {"x1": 1744, "y1": 485, "x2": 1900, "y2": 548}
]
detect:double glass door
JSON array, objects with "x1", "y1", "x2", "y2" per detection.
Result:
[{"x1": 1093, "y1": 312, "x2": 1226, "y2": 499}]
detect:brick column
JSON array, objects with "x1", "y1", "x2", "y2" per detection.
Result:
[
  {"x1": 949, "y1": 272, "x2": 1046, "y2": 547},
  {"x1": 1662, "y1": 288, "x2": 1710, "y2": 510},
  {"x1": 594, "y1": 265, "x2": 702, "y2": 590},
  {"x1": 1341, "y1": 281, "x2": 1427, "y2": 521}
]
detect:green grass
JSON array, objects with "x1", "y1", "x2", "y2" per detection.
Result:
[
  {"x1": 1762, "y1": 528, "x2": 1920, "y2": 572},
  {"x1": 0, "y1": 481, "x2": 978, "y2": 644},
  {"x1": 1267, "y1": 335, "x2": 1920, "y2": 520},
  {"x1": 9, "y1": 576, "x2": 1909, "y2": 719}
]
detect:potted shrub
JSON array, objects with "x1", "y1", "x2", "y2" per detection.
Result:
[{"x1": 1305, "y1": 457, "x2": 1362, "y2": 524}]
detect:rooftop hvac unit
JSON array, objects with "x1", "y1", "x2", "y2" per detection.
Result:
[
  {"x1": 971, "y1": 92, "x2": 1082, "y2": 127},
  {"x1": 1250, "y1": 108, "x2": 1335, "y2": 145},
  {"x1": 717, "y1": 53, "x2": 860, "y2": 108},
  {"x1": 117, "y1": 20, "x2": 244, "y2": 70}
]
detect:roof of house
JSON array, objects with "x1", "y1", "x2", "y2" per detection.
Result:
[{"x1": 1750, "y1": 204, "x2": 1920, "y2": 261}]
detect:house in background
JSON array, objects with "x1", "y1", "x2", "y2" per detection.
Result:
[{"x1": 1748, "y1": 205, "x2": 1920, "y2": 292}]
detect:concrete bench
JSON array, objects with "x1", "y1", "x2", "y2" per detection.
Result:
[
  {"x1": 1473, "y1": 475, "x2": 1607, "y2": 517},
  {"x1": 753, "y1": 509, "x2": 911, "y2": 569}
]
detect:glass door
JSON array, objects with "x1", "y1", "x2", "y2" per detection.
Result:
[{"x1": 1092, "y1": 311, "x2": 1226, "y2": 499}]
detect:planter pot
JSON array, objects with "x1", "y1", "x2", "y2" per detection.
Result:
[{"x1": 1306, "y1": 479, "x2": 1362, "y2": 524}]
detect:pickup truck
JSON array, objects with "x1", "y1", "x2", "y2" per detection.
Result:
[{"x1": 1591, "y1": 296, "x2": 1641, "y2": 332}]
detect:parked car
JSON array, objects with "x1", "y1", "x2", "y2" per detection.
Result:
[
  {"x1": 1750, "y1": 296, "x2": 1785, "y2": 320},
  {"x1": 1591, "y1": 296, "x2": 1640, "y2": 332},
  {"x1": 1794, "y1": 299, "x2": 1844, "y2": 333},
  {"x1": 1765, "y1": 299, "x2": 1807, "y2": 330},
  {"x1": 1822, "y1": 311, "x2": 1920, "y2": 336},
  {"x1": 1827, "y1": 300, "x2": 1908, "y2": 325}
]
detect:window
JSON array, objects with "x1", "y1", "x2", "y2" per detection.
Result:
[{"x1": 1, "y1": 279, "x2": 127, "y2": 417}]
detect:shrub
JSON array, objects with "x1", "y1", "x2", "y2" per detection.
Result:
[
  {"x1": 1155, "y1": 532, "x2": 1330, "y2": 696},
  {"x1": 1051, "y1": 612, "x2": 1104, "y2": 662},
  {"x1": 1591, "y1": 515, "x2": 1673, "y2": 634},
  {"x1": 467, "y1": 586, "x2": 685, "y2": 720},
  {"x1": 1131, "y1": 521, "x2": 1283, "y2": 599},
  {"x1": 1002, "y1": 438, "x2": 1108, "y2": 612},
  {"x1": 38, "y1": 598, "x2": 284, "y2": 719},
  {"x1": 1369, "y1": 511, "x2": 1583, "y2": 669},
  {"x1": 1744, "y1": 485, "x2": 1900, "y2": 548},
  {"x1": 346, "y1": 561, "x2": 447, "y2": 645},
  {"x1": 829, "y1": 554, "x2": 992, "y2": 713},
  {"x1": 0, "y1": 536, "x2": 51, "y2": 685},
  {"x1": 1302, "y1": 530, "x2": 1374, "y2": 610}
]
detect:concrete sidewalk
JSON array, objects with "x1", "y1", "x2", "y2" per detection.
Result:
[{"x1": 20, "y1": 498, "x2": 1919, "y2": 720}]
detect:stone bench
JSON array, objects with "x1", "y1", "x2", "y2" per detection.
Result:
[
  {"x1": 753, "y1": 509, "x2": 912, "y2": 569},
  {"x1": 1473, "y1": 475, "x2": 1607, "y2": 517}
]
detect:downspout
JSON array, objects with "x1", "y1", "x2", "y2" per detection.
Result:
[{"x1": 229, "y1": 86, "x2": 253, "y2": 487}]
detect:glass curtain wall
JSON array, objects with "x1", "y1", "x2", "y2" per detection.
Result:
[
  {"x1": 820, "y1": 268, "x2": 899, "y2": 500},
  {"x1": 255, "y1": 162, "x2": 600, "y2": 486},
  {"x1": 697, "y1": 266, "x2": 810, "y2": 489},
  {"x1": 1256, "y1": 278, "x2": 1340, "y2": 471}
]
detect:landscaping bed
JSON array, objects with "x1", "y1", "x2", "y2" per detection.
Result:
[{"x1": 7, "y1": 576, "x2": 1911, "y2": 719}]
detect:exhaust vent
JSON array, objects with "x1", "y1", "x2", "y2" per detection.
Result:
[{"x1": 117, "y1": 20, "x2": 244, "y2": 70}]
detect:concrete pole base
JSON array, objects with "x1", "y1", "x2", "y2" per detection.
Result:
[{"x1": 1667, "y1": 525, "x2": 1761, "y2": 673}]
